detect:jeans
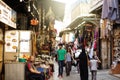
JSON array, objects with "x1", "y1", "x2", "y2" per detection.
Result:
[
  {"x1": 65, "y1": 61, "x2": 71, "y2": 76},
  {"x1": 58, "y1": 60, "x2": 64, "y2": 76},
  {"x1": 91, "y1": 70, "x2": 97, "y2": 80},
  {"x1": 29, "y1": 72, "x2": 45, "y2": 80}
]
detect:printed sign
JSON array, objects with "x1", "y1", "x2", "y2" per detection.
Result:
[{"x1": 0, "y1": 1, "x2": 16, "y2": 28}]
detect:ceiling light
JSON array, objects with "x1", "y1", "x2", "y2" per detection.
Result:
[{"x1": 20, "y1": 0, "x2": 23, "y2": 2}]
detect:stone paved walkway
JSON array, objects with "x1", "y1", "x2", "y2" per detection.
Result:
[{"x1": 49, "y1": 61, "x2": 120, "y2": 80}]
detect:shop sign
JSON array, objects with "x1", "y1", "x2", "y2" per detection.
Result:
[{"x1": 0, "y1": 0, "x2": 16, "y2": 28}]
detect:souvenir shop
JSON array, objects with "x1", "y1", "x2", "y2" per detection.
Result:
[{"x1": 101, "y1": 0, "x2": 120, "y2": 74}]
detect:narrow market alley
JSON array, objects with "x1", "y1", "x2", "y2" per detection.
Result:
[
  {"x1": 49, "y1": 60, "x2": 120, "y2": 80},
  {"x1": 1, "y1": 0, "x2": 120, "y2": 80}
]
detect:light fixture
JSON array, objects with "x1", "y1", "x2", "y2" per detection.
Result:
[
  {"x1": 28, "y1": 1, "x2": 31, "y2": 12},
  {"x1": 20, "y1": 0, "x2": 31, "y2": 3},
  {"x1": 28, "y1": 5, "x2": 30, "y2": 12},
  {"x1": 20, "y1": 0, "x2": 23, "y2": 2}
]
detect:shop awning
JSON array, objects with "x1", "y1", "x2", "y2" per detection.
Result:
[
  {"x1": 59, "y1": 28, "x2": 75, "y2": 37},
  {"x1": 59, "y1": 15, "x2": 100, "y2": 37},
  {"x1": 66, "y1": 16, "x2": 83, "y2": 29},
  {"x1": 67, "y1": 15, "x2": 100, "y2": 29},
  {"x1": 89, "y1": 0, "x2": 103, "y2": 14}
]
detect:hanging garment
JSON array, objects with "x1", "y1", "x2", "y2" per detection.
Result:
[
  {"x1": 94, "y1": 28, "x2": 98, "y2": 40},
  {"x1": 101, "y1": 0, "x2": 119, "y2": 21},
  {"x1": 89, "y1": 44, "x2": 94, "y2": 59},
  {"x1": 101, "y1": 19, "x2": 107, "y2": 38},
  {"x1": 93, "y1": 40, "x2": 97, "y2": 50}
]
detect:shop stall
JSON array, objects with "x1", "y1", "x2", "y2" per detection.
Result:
[
  {"x1": 4, "y1": 30, "x2": 33, "y2": 80},
  {"x1": 0, "y1": 1, "x2": 17, "y2": 79},
  {"x1": 35, "y1": 54, "x2": 54, "y2": 79}
]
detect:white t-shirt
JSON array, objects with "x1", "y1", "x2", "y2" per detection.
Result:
[
  {"x1": 90, "y1": 59, "x2": 98, "y2": 71},
  {"x1": 74, "y1": 49, "x2": 82, "y2": 58}
]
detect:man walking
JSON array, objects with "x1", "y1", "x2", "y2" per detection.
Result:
[{"x1": 57, "y1": 43, "x2": 66, "y2": 78}]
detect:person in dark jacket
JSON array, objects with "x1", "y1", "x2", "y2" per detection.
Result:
[{"x1": 79, "y1": 48, "x2": 88, "y2": 80}]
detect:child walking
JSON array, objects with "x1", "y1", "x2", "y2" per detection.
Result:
[{"x1": 89, "y1": 55, "x2": 101, "y2": 80}]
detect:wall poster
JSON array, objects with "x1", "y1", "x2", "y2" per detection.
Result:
[
  {"x1": 20, "y1": 31, "x2": 31, "y2": 53},
  {"x1": 5, "y1": 31, "x2": 19, "y2": 52},
  {"x1": 5, "y1": 30, "x2": 32, "y2": 53}
]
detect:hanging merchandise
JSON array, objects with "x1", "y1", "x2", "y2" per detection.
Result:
[
  {"x1": 94, "y1": 27, "x2": 98, "y2": 40},
  {"x1": 74, "y1": 38, "x2": 78, "y2": 49},
  {"x1": 113, "y1": 26, "x2": 120, "y2": 62},
  {"x1": 101, "y1": 19, "x2": 113, "y2": 38},
  {"x1": 93, "y1": 40, "x2": 97, "y2": 51},
  {"x1": 30, "y1": 18, "x2": 39, "y2": 26},
  {"x1": 69, "y1": 33, "x2": 75, "y2": 42},
  {"x1": 101, "y1": 0, "x2": 120, "y2": 38},
  {"x1": 89, "y1": 41, "x2": 94, "y2": 59},
  {"x1": 75, "y1": 30, "x2": 79, "y2": 38},
  {"x1": 101, "y1": 0, "x2": 119, "y2": 21},
  {"x1": 78, "y1": 34, "x2": 83, "y2": 43},
  {"x1": 78, "y1": 34, "x2": 83, "y2": 49},
  {"x1": 103, "y1": 20, "x2": 106, "y2": 38}
]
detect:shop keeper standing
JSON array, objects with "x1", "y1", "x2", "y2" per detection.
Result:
[{"x1": 57, "y1": 43, "x2": 66, "y2": 78}]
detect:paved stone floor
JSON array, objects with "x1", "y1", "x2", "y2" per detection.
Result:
[{"x1": 50, "y1": 61, "x2": 120, "y2": 80}]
